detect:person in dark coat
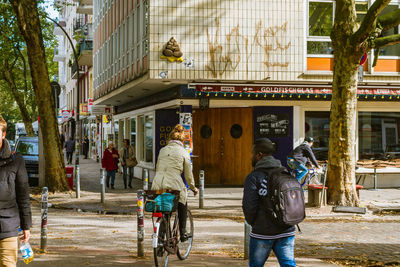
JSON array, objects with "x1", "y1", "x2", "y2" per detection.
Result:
[
  {"x1": 242, "y1": 138, "x2": 296, "y2": 267},
  {"x1": 82, "y1": 135, "x2": 89, "y2": 159},
  {"x1": 60, "y1": 132, "x2": 65, "y2": 149},
  {"x1": 64, "y1": 137, "x2": 76, "y2": 165},
  {"x1": 287, "y1": 136, "x2": 320, "y2": 182},
  {"x1": 101, "y1": 141, "x2": 119, "y2": 189},
  {"x1": 0, "y1": 117, "x2": 32, "y2": 266}
]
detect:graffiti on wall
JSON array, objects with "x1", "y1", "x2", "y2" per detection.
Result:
[{"x1": 206, "y1": 19, "x2": 291, "y2": 78}]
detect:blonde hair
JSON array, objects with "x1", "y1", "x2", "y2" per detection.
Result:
[
  {"x1": 168, "y1": 124, "x2": 185, "y2": 142},
  {"x1": 0, "y1": 116, "x2": 7, "y2": 132}
]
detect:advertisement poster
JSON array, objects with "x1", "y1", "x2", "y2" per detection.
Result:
[{"x1": 256, "y1": 113, "x2": 290, "y2": 137}]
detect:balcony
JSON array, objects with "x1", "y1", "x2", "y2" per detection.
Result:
[
  {"x1": 77, "y1": 39, "x2": 93, "y2": 66},
  {"x1": 71, "y1": 62, "x2": 85, "y2": 79},
  {"x1": 53, "y1": 47, "x2": 66, "y2": 62},
  {"x1": 73, "y1": 18, "x2": 85, "y2": 33},
  {"x1": 77, "y1": 4, "x2": 93, "y2": 14},
  {"x1": 53, "y1": 20, "x2": 66, "y2": 36}
]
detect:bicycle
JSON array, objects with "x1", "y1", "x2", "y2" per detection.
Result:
[
  {"x1": 299, "y1": 164, "x2": 327, "y2": 190},
  {"x1": 144, "y1": 190, "x2": 194, "y2": 267}
]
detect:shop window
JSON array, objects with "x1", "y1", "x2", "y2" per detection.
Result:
[
  {"x1": 114, "y1": 120, "x2": 119, "y2": 150},
  {"x1": 139, "y1": 114, "x2": 153, "y2": 163},
  {"x1": 130, "y1": 118, "x2": 136, "y2": 147},
  {"x1": 305, "y1": 111, "x2": 330, "y2": 160},
  {"x1": 358, "y1": 112, "x2": 400, "y2": 160}
]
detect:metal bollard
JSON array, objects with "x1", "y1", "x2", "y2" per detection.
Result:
[
  {"x1": 100, "y1": 168, "x2": 105, "y2": 203},
  {"x1": 143, "y1": 169, "x2": 149, "y2": 190},
  {"x1": 137, "y1": 189, "x2": 144, "y2": 257},
  {"x1": 40, "y1": 187, "x2": 48, "y2": 252},
  {"x1": 76, "y1": 165, "x2": 80, "y2": 199},
  {"x1": 373, "y1": 167, "x2": 377, "y2": 190},
  {"x1": 244, "y1": 221, "x2": 251, "y2": 260},
  {"x1": 199, "y1": 170, "x2": 204, "y2": 209}
]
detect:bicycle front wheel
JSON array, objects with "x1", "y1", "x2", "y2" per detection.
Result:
[
  {"x1": 153, "y1": 217, "x2": 169, "y2": 267},
  {"x1": 177, "y1": 209, "x2": 194, "y2": 260}
]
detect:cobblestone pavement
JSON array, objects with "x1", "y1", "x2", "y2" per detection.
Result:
[{"x1": 27, "y1": 157, "x2": 400, "y2": 266}]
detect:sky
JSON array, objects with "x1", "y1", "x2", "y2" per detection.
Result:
[{"x1": 43, "y1": 0, "x2": 59, "y2": 20}]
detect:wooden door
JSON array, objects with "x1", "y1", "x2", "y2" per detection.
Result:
[{"x1": 192, "y1": 108, "x2": 253, "y2": 185}]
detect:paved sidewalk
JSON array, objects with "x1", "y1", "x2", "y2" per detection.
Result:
[
  {"x1": 32, "y1": 157, "x2": 400, "y2": 221},
  {"x1": 28, "y1": 157, "x2": 400, "y2": 266}
]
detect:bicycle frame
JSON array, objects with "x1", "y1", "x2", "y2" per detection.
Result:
[{"x1": 152, "y1": 211, "x2": 179, "y2": 255}]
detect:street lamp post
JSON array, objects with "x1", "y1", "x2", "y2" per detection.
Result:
[{"x1": 47, "y1": 16, "x2": 81, "y2": 198}]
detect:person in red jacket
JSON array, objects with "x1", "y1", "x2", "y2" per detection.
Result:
[{"x1": 101, "y1": 141, "x2": 119, "y2": 189}]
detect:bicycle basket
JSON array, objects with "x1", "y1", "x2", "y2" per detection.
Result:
[{"x1": 145, "y1": 192, "x2": 177, "y2": 212}]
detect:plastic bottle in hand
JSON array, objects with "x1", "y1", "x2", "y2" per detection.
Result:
[{"x1": 18, "y1": 228, "x2": 34, "y2": 264}]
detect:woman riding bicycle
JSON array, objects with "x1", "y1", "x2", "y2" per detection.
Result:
[{"x1": 151, "y1": 124, "x2": 198, "y2": 242}]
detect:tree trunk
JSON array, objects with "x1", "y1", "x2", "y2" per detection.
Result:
[
  {"x1": 327, "y1": 0, "x2": 360, "y2": 206},
  {"x1": 327, "y1": 51, "x2": 359, "y2": 206},
  {"x1": 10, "y1": 0, "x2": 69, "y2": 191},
  {"x1": 2, "y1": 59, "x2": 34, "y2": 136}
]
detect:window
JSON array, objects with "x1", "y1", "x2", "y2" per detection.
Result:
[
  {"x1": 378, "y1": 5, "x2": 400, "y2": 57},
  {"x1": 359, "y1": 112, "x2": 400, "y2": 159},
  {"x1": 139, "y1": 114, "x2": 153, "y2": 163},
  {"x1": 307, "y1": 1, "x2": 334, "y2": 55},
  {"x1": 114, "y1": 120, "x2": 119, "y2": 150},
  {"x1": 307, "y1": 1, "x2": 368, "y2": 56},
  {"x1": 305, "y1": 111, "x2": 330, "y2": 160},
  {"x1": 130, "y1": 118, "x2": 136, "y2": 147}
]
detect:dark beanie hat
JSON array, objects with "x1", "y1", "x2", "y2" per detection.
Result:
[{"x1": 253, "y1": 138, "x2": 276, "y2": 155}]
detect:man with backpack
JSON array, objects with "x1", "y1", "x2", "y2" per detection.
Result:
[
  {"x1": 242, "y1": 138, "x2": 305, "y2": 267},
  {"x1": 0, "y1": 117, "x2": 32, "y2": 266}
]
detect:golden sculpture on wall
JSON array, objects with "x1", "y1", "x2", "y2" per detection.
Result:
[{"x1": 161, "y1": 37, "x2": 184, "y2": 63}]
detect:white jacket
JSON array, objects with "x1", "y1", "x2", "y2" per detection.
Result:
[{"x1": 151, "y1": 141, "x2": 195, "y2": 204}]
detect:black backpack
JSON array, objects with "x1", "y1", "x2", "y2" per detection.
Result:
[{"x1": 260, "y1": 167, "x2": 306, "y2": 227}]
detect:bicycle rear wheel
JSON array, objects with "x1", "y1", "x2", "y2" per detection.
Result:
[
  {"x1": 177, "y1": 209, "x2": 194, "y2": 260},
  {"x1": 153, "y1": 217, "x2": 169, "y2": 267}
]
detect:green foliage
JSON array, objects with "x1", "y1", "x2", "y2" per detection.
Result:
[{"x1": 0, "y1": 1, "x2": 58, "y2": 125}]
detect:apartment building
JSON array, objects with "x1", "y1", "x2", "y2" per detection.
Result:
[
  {"x1": 54, "y1": 0, "x2": 95, "y2": 158},
  {"x1": 93, "y1": 0, "x2": 400, "y2": 186}
]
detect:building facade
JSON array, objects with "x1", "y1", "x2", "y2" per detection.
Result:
[
  {"x1": 55, "y1": 0, "x2": 95, "y2": 159},
  {"x1": 92, "y1": 0, "x2": 400, "y2": 186}
]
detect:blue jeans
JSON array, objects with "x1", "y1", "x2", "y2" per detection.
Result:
[
  {"x1": 249, "y1": 236, "x2": 295, "y2": 267},
  {"x1": 287, "y1": 158, "x2": 308, "y2": 182},
  {"x1": 122, "y1": 165, "x2": 133, "y2": 187},
  {"x1": 106, "y1": 170, "x2": 116, "y2": 187}
]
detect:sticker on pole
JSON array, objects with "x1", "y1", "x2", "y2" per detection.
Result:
[{"x1": 360, "y1": 53, "x2": 367, "y2": 65}]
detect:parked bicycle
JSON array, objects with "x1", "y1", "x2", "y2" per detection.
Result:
[{"x1": 144, "y1": 190, "x2": 194, "y2": 267}]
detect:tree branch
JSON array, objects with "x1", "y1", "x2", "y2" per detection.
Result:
[
  {"x1": 374, "y1": 34, "x2": 400, "y2": 48},
  {"x1": 377, "y1": 9, "x2": 400, "y2": 32},
  {"x1": 352, "y1": 0, "x2": 391, "y2": 43}
]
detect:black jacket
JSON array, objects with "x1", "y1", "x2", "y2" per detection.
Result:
[
  {"x1": 289, "y1": 142, "x2": 319, "y2": 168},
  {"x1": 0, "y1": 139, "x2": 32, "y2": 240},
  {"x1": 242, "y1": 156, "x2": 295, "y2": 238}
]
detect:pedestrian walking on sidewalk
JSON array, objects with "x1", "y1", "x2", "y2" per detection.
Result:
[
  {"x1": 151, "y1": 124, "x2": 198, "y2": 241},
  {"x1": 82, "y1": 135, "x2": 89, "y2": 159},
  {"x1": 102, "y1": 141, "x2": 119, "y2": 189},
  {"x1": 243, "y1": 138, "x2": 296, "y2": 267},
  {"x1": 65, "y1": 136, "x2": 75, "y2": 165},
  {"x1": 287, "y1": 136, "x2": 320, "y2": 182},
  {"x1": 119, "y1": 139, "x2": 137, "y2": 189},
  {"x1": 0, "y1": 117, "x2": 32, "y2": 267}
]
